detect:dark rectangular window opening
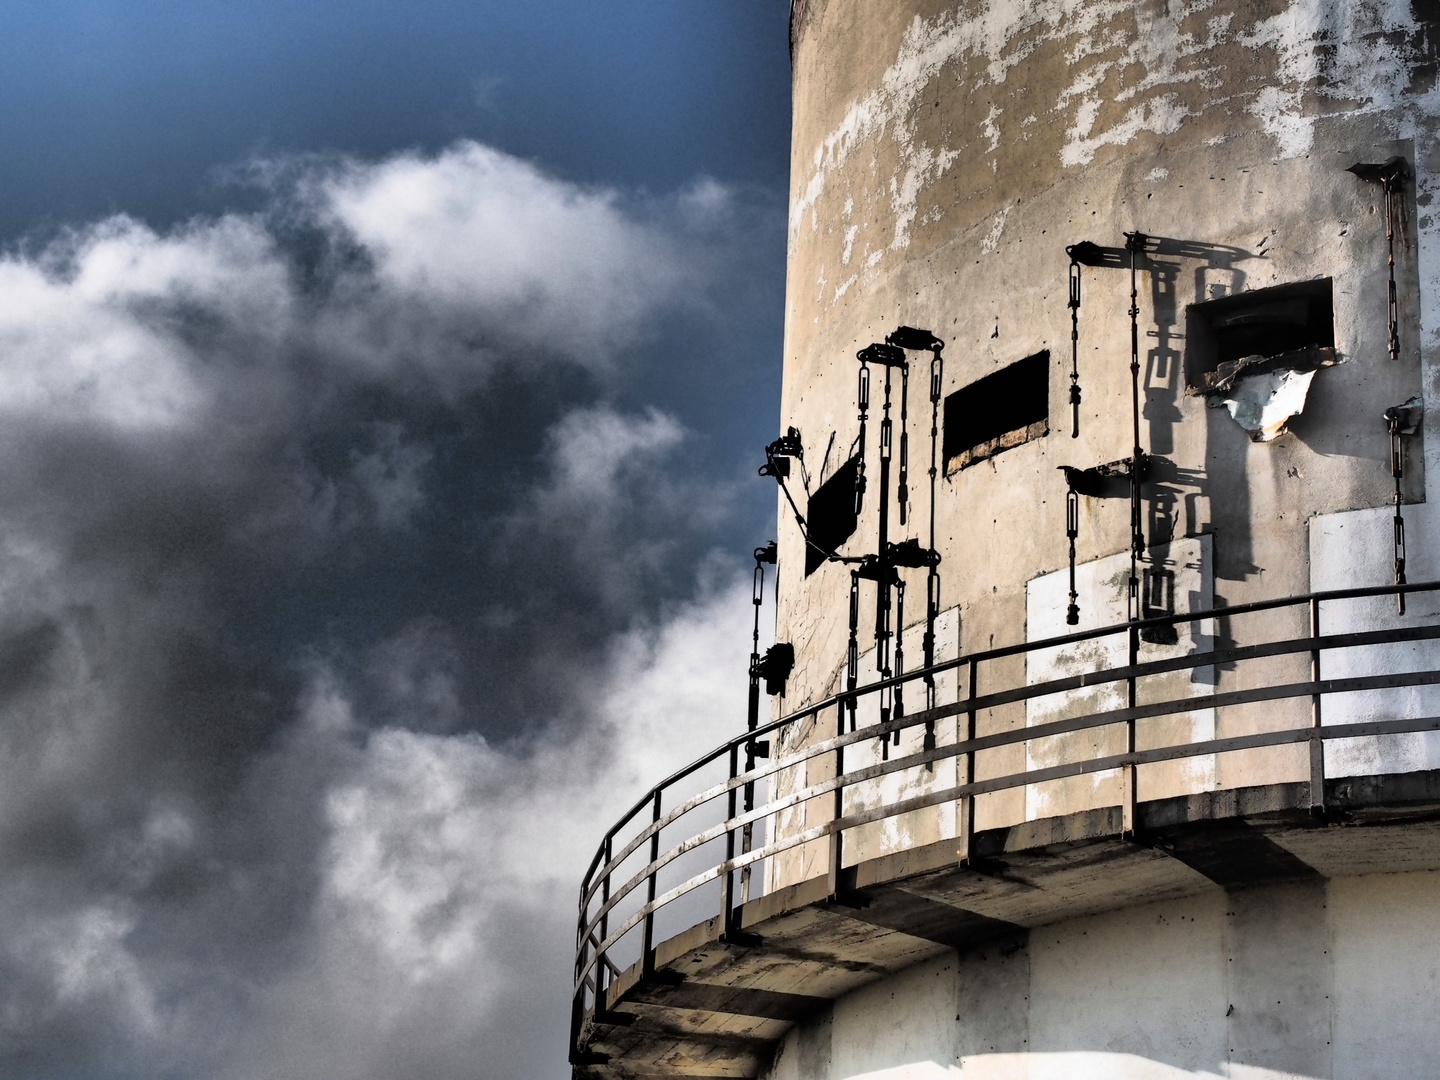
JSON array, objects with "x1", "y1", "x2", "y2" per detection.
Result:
[
  {"x1": 943, "y1": 350, "x2": 1050, "y2": 474},
  {"x1": 1186, "y1": 278, "x2": 1335, "y2": 391}
]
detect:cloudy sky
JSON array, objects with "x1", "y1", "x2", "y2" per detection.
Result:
[{"x1": 0, "y1": 4, "x2": 790, "y2": 1077}]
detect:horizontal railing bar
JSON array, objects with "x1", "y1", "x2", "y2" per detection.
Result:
[
  {"x1": 580, "y1": 583, "x2": 1440, "y2": 894},
  {"x1": 580, "y1": 665, "x2": 1440, "y2": 945},
  {"x1": 909, "y1": 622, "x2": 1440, "y2": 730},
  {"x1": 764, "y1": 579, "x2": 1440, "y2": 735},
  {"x1": 584, "y1": 621, "x2": 1440, "y2": 904},
  {"x1": 576, "y1": 710, "x2": 1440, "y2": 992},
  {"x1": 580, "y1": 663, "x2": 1440, "y2": 940}
]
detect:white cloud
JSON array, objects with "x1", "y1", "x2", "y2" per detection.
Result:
[
  {"x1": 0, "y1": 140, "x2": 685, "y2": 442},
  {"x1": 0, "y1": 138, "x2": 775, "y2": 1080},
  {"x1": 225, "y1": 569, "x2": 758, "y2": 1079},
  {"x1": 319, "y1": 141, "x2": 683, "y2": 366}
]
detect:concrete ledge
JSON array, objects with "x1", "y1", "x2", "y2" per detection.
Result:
[{"x1": 576, "y1": 769, "x2": 1440, "y2": 1079}]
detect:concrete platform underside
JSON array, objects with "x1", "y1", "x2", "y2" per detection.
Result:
[{"x1": 574, "y1": 770, "x2": 1440, "y2": 1079}]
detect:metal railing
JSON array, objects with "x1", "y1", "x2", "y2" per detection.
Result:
[{"x1": 571, "y1": 580, "x2": 1440, "y2": 1051}]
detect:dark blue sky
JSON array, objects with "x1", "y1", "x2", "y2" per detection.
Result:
[
  {"x1": 0, "y1": 1, "x2": 793, "y2": 241},
  {"x1": 0, "y1": 6, "x2": 795, "y2": 1079}
]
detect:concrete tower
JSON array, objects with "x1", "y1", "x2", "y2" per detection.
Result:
[{"x1": 573, "y1": 4, "x2": 1440, "y2": 1078}]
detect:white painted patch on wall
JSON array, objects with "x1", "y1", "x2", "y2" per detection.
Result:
[
  {"x1": 794, "y1": 0, "x2": 1439, "y2": 303},
  {"x1": 981, "y1": 206, "x2": 1011, "y2": 254},
  {"x1": 1309, "y1": 504, "x2": 1440, "y2": 778},
  {"x1": 984, "y1": 102, "x2": 1003, "y2": 153},
  {"x1": 840, "y1": 609, "x2": 961, "y2": 865},
  {"x1": 1026, "y1": 536, "x2": 1215, "y2": 819},
  {"x1": 1239, "y1": 0, "x2": 1432, "y2": 159},
  {"x1": 1061, "y1": 94, "x2": 1191, "y2": 168}
]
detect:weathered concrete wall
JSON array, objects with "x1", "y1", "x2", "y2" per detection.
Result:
[
  {"x1": 761, "y1": 868, "x2": 1440, "y2": 1080},
  {"x1": 770, "y1": 0, "x2": 1440, "y2": 877}
]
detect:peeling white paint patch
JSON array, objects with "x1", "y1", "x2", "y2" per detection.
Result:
[
  {"x1": 981, "y1": 205, "x2": 1011, "y2": 254},
  {"x1": 797, "y1": 0, "x2": 1440, "y2": 305},
  {"x1": 1239, "y1": 0, "x2": 1425, "y2": 159},
  {"x1": 1063, "y1": 93, "x2": 1191, "y2": 168},
  {"x1": 1145, "y1": 167, "x2": 1170, "y2": 181},
  {"x1": 984, "y1": 103, "x2": 1003, "y2": 153},
  {"x1": 841, "y1": 224, "x2": 859, "y2": 266}
]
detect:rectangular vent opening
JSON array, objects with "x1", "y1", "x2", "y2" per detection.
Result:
[
  {"x1": 1186, "y1": 278, "x2": 1335, "y2": 391},
  {"x1": 943, "y1": 350, "x2": 1050, "y2": 473}
]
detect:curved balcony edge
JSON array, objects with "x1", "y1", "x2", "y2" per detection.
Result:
[
  {"x1": 570, "y1": 580, "x2": 1440, "y2": 1079},
  {"x1": 574, "y1": 766, "x2": 1440, "y2": 1079}
]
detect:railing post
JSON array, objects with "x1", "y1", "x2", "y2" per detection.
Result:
[
  {"x1": 1310, "y1": 596, "x2": 1326, "y2": 815},
  {"x1": 570, "y1": 887, "x2": 589, "y2": 1060},
  {"x1": 721, "y1": 744, "x2": 739, "y2": 936},
  {"x1": 597, "y1": 835, "x2": 612, "y2": 1015},
  {"x1": 1122, "y1": 624, "x2": 1138, "y2": 838},
  {"x1": 642, "y1": 789, "x2": 661, "y2": 973},
  {"x1": 828, "y1": 699, "x2": 846, "y2": 896},
  {"x1": 958, "y1": 657, "x2": 977, "y2": 864}
]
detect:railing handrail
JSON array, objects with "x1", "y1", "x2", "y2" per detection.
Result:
[
  {"x1": 577, "y1": 617, "x2": 1440, "y2": 909},
  {"x1": 573, "y1": 578, "x2": 1440, "y2": 1017},
  {"x1": 580, "y1": 708, "x2": 1440, "y2": 978},
  {"x1": 580, "y1": 579, "x2": 1440, "y2": 892},
  {"x1": 576, "y1": 659, "x2": 1440, "y2": 951}
]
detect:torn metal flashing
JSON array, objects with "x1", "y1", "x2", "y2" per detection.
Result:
[
  {"x1": 1188, "y1": 344, "x2": 1339, "y2": 397},
  {"x1": 1189, "y1": 345, "x2": 1339, "y2": 443},
  {"x1": 1387, "y1": 395, "x2": 1423, "y2": 436}
]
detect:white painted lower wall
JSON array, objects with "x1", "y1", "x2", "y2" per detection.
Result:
[{"x1": 761, "y1": 869, "x2": 1440, "y2": 1080}]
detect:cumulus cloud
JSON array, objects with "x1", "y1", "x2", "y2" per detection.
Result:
[
  {"x1": 0, "y1": 140, "x2": 779, "y2": 1079},
  {"x1": 224, "y1": 576, "x2": 754, "y2": 1080},
  {"x1": 319, "y1": 143, "x2": 682, "y2": 366}
]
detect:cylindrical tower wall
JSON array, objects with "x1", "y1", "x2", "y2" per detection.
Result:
[
  {"x1": 771, "y1": 0, "x2": 1440, "y2": 872},
  {"x1": 767, "y1": 869, "x2": 1440, "y2": 1080},
  {"x1": 566, "y1": 9, "x2": 1440, "y2": 1076}
]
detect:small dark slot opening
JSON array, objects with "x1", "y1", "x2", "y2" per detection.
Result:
[
  {"x1": 943, "y1": 350, "x2": 1050, "y2": 473},
  {"x1": 805, "y1": 454, "x2": 860, "y2": 576},
  {"x1": 1186, "y1": 279, "x2": 1334, "y2": 390}
]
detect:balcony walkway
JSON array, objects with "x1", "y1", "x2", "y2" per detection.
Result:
[{"x1": 571, "y1": 582, "x2": 1440, "y2": 1079}]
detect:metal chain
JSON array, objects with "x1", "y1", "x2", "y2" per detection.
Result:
[
  {"x1": 924, "y1": 344, "x2": 942, "y2": 718},
  {"x1": 875, "y1": 365, "x2": 894, "y2": 733},
  {"x1": 1385, "y1": 169, "x2": 1408, "y2": 616},
  {"x1": 1068, "y1": 256, "x2": 1082, "y2": 437},
  {"x1": 1388, "y1": 408, "x2": 1408, "y2": 615},
  {"x1": 855, "y1": 362, "x2": 870, "y2": 518},
  {"x1": 1066, "y1": 486, "x2": 1080, "y2": 626},
  {"x1": 898, "y1": 364, "x2": 910, "y2": 525},
  {"x1": 892, "y1": 578, "x2": 905, "y2": 752},
  {"x1": 1125, "y1": 231, "x2": 1149, "y2": 623},
  {"x1": 846, "y1": 570, "x2": 860, "y2": 732},
  {"x1": 1386, "y1": 173, "x2": 1400, "y2": 366}
]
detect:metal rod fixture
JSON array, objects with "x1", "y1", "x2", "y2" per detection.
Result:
[
  {"x1": 1125, "y1": 230, "x2": 1149, "y2": 624},
  {"x1": 1389, "y1": 407, "x2": 1409, "y2": 616},
  {"x1": 1066, "y1": 486, "x2": 1080, "y2": 626},
  {"x1": 1350, "y1": 157, "x2": 1413, "y2": 616},
  {"x1": 1067, "y1": 251, "x2": 1083, "y2": 437},
  {"x1": 1057, "y1": 236, "x2": 1147, "y2": 627}
]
